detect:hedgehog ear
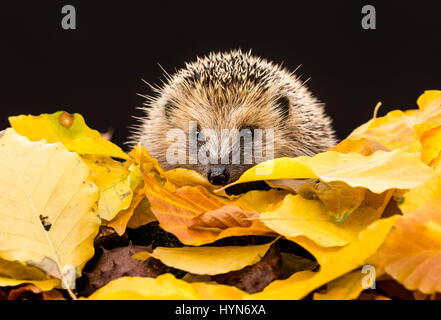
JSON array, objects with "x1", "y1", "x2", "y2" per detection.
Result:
[
  {"x1": 275, "y1": 96, "x2": 290, "y2": 120},
  {"x1": 164, "y1": 102, "x2": 177, "y2": 119}
]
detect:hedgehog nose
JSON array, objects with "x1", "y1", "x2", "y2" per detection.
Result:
[{"x1": 208, "y1": 167, "x2": 230, "y2": 186}]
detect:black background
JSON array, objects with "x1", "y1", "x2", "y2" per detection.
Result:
[{"x1": 1, "y1": 1, "x2": 440, "y2": 149}]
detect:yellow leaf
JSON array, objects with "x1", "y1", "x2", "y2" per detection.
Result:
[
  {"x1": 399, "y1": 176, "x2": 441, "y2": 214},
  {"x1": 260, "y1": 194, "x2": 382, "y2": 247},
  {"x1": 150, "y1": 242, "x2": 274, "y2": 275},
  {"x1": 86, "y1": 274, "x2": 246, "y2": 300},
  {"x1": 0, "y1": 129, "x2": 100, "y2": 286},
  {"x1": 348, "y1": 110, "x2": 422, "y2": 154},
  {"x1": 344, "y1": 91, "x2": 441, "y2": 162},
  {"x1": 97, "y1": 162, "x2": 143, "y2": 221},
  {"x1": 313, "y1": 269, "x2": 368, "y2": 300},
  {"x1": 86, "y1": 275, "x2": 198, "y2": 300},
  {"x1": 417, "y1": 90, "x2": 441, "y2": 127},
  {"x1": 267, "y1": 179, "x2": 373, "y2": 221},
  {"x1": 9, "y1": 111, "x2": 129, "y2": 160},
  {"x1": 0, "y1": 257, "x2": 61, "y2": 290},
  {"x1": 369, "y1": 201, "x2": 441, "y2": 294},
  {"x1": 417, "y1": 90, "x2": 441, "y2": 111},
  {"x1": 246, "y1": 216, "x2": 398, "y2": 299},
  {"x1": 131, "y1": 251, "x2": 151, "y2": 262},
  {"x1": 105, "y1": 185, "x2": 146, "y2": 235},
  {"x1": 358, "y1": 109, "x2": 419, "y2": 131},
  {"x1": 82, "y1": 155, "x2": 143, "y2": 222},
  {"x1": 0, "y1": 257, "x2": 49, "y2": 281},
  {"x1": 190, "y1": 281, "x2": 246, "y2": 300},
  {"x1": 414, "y1": 100, "x2": 441, "y2": 142},
  {"x1": 164, "y1": 168, "x2": 215, "y2": 190},
  {"x1": 296, "y1": 180, "x2": 366, "y2": 221},
  {"x1": 340, "y1": 91, "x2": 441, "y2": 162},
  {"x1": 225, "y1": 149, "x2": 434, "y2": 195},
  {"x1": 330, "y1": 137, "x2": 389, "y2": 156},
  {"x1": 81, "y1": 155, "x2": 130, "y2": 189},
  {"x1": 420, "y1": 125, "x2": 441, "y2": 165}
]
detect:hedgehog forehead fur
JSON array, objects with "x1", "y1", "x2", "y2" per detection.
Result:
[{"x1": 130, "y1": 49, "x2": 336, "y2": 184}]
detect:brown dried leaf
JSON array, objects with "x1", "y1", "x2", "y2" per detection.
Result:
[
  {"x1": 212, "y1": 245, "x2": 282, "y2": 294},
  {"x1": 82, "y1": 243, "x2": 170, "y2": 296},
  {"x1": 93, "y1": 226, "x2": 129, "y2": 249},
  {"x1": 189, "y1": 205, "x2": 259, "y2": 230},
  {"x1": 8, "y1": 285, "x2": 65, "y2": 300},
  {"x1": 8, "y1": 284, "x2": 41, "y2": 300}
]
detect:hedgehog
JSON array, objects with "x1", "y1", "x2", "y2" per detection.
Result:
[{"x1": 130, "y1": 50, "x2": 336, "y2": 188}]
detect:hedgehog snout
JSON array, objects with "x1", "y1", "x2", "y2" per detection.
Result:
[{"x1": 207, "y1": 166, "x2": 230, "y2": 186}]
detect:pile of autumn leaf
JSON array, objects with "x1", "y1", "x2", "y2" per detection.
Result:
[{"x1": 1, "y1": 91, "x2": 441, "y2": 300}]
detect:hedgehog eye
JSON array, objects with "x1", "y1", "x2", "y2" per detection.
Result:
[
  {"x1": 275, "y1": 96, "x2": 290, "y2": 119},
  {"x1": 192, "y1": 123, "x2": 202, "y2": 141},
  {"x1": 196, "y1": 124, "x2": 201, "y2": 140}
]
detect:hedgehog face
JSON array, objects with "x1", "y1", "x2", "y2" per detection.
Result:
[
  {"x1": 132, "y1": 50, "x2": 337, "y2": 189},
  {"x1": 143, "y1": 85, "x2": 291, "y2": 185}
]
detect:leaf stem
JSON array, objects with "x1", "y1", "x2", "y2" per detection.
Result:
[{"x1": 66, "y1": 287, "x2": 78, "y2": 300}]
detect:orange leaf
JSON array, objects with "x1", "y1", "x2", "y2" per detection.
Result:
[
  {"x1": 143, "y1": 170, "x2": 281, "y2": 245},
  {"x1": 127, "y1": 197, "x2": 158, "y2": 229},
  {"x1": 189, "y1": 205, "x2": 258, "y2": 229},
  {"x1": 133, "y1": 144, "x2": 284, "y2": 245},
  {"x1": 369, "y1": 200, "x2": 441, "y2": 294},
  {"x1": 330, "y1": 137, "x2": 389, "y2": 156},
  {"x1": 8, "y1": 285, "x2": 65, "y2": 300}
]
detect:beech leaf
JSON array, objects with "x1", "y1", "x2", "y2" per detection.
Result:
[
  {"x1": 150, "y1": 242, "x2": 274, "y2": 275},
  {"x1": 260, "y1": 194, "x2": 382, "y2": 247},
  {"x1": 86, "y1": 274, "x2": 246, "y2": 300},
  {"x1": 0, "y1": 129, "x2": 100, "y2": 288},
  {"x1": 247, "y1": 216, "x2": 398, "y2": 299},
  {"x1": 9, "y1": 111, "x2": 129, "y2": 160},
  {"x1": 370, "y1": 201, "x2": 441, "y2": 294},
  {"x1": 224, "y1": 150, "x2": 435, "y2": 195}
]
